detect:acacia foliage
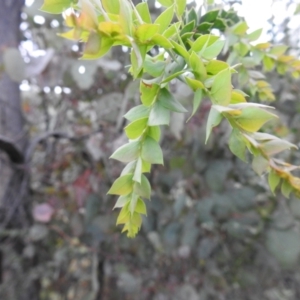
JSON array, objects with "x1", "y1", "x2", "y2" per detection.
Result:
[{"x1": 41, "y1": 0, "x2": 300, "y2": 237}]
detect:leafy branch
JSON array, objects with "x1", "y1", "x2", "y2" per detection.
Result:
[{"x1": 40, "y1": 0, "x2": 300, "y2": 237}]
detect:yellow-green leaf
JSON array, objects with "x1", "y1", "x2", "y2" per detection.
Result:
[
  {"x1": 206, "y1": 60, "x2": 229, "y2": 75},
  {"x1": 189, "y1": 52, "x2": 206, "y2": 80},
  {"x1": 155, "y1": 5, "x2": 174, "y2": 34},
  {"x1": 192, "y1": 34, "x2": 219, "y2": 52},
  {"x1": 82, "y1": 33, "x2": 113, "y2": 59},
  {"x1": 232, "y1": 21, "x2": 249, "y2": 35},
  {"x1": 148, "y1": 126, "x2": 161, "y2": 141},
  {"x1": 185, "y1": 76, "x2": 205, "y2": 91},
  {"x1": 187, "y1": 89, "x2": 203, "y2": 121},
  {"x1": 210, "y1": 68, "x2": 232, "y2": 106},
  {"x1": 140, "y1": 82, "x2": 160, "y2": 106},
  {"x1": 108, "y1": 174, "x2": 133, "y2": 196},
  {"x1": 40, "y1": 0, "x2": 72, "y2": 14},
  {"x1": 136, "y1": 2, "x2": 152, "y2": 23},
  {"x1": 135, "y1": 24, "x2": 160, "y2": 43},
  {"x1": 125, "y1": 117, "x2": 148, "y2": 139},
  {"x1": 205, "y1": 106, "x2": 223, "y2": 143},
  {"x1": 102, "y1": 0, "x2": 120, "y2": 14},
  {"x1": 233, "y1": 107, "x2": 277, "y2": 132},
  {"x1": 135, "y1": 198, "x2": 147, "y2": 215},
  {"x1": 268, "y1": 171, "x2": 281, "y2": 194}
]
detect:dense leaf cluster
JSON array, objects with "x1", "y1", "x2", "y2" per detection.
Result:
[{"x1": 41, "y1": 0, "x2": 300, "y2": 237}]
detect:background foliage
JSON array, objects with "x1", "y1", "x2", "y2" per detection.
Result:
[{"x1": 0, "y1": 0, "x2": 300, "y2": 299}]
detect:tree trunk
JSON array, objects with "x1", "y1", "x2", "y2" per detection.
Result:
[{"x1": 0, "y1": 1, "x2": 40, "y2": 299}]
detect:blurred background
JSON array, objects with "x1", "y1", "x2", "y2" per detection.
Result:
[{"x1": 0, "y1": 0, "x2": 300, "y2": 299}]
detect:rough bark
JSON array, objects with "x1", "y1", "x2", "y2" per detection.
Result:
[
  {"x1": 0, "y1": 1, "x2": 40, "y2": 299},
  {"x1": 0, "y1": 0, "x2": 27, "y2": 221}
]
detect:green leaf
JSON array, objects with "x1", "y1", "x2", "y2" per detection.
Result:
[
  {"x1": 130, "y1": 212, "x2": 142, "y2": 229},
  {"x1": 155, "y1": 5, "x2": 174, "y2": 34},
  {"x1": 98, "y1": 22, "x2": 129, "y2": 44},
  {"x1": 175, "y1": 0, "x2": 186, "y2": 18},
  {"x1": 250, "y1": 132, "x2": 279, "y2": 141},
  {"x1": 247, "y1": 28, "x2": 262, "y2": 42},
  {"x1": 206, "y1": 60, "x2": 229, "y2": 75},
  {"x1": 232, "y1": 21, "x2": 249, "y2": 35},
  {"x1": 133, "y1": 157, "x2": 143, "y2": 183},
  {"x1": 295, "y1": 3, "x2": 300, "y2": 14},
  {"x1": 252, "y1": 155, "x2": 269, "y2": 175},
  {"x1": 281, "y1": 180, "x2": 293, "y2": 198},
  {"x1": 263, "y1": 55, "x2": 275, "y2": 72},
  {"x1": 142, "y1": 159, "x2": 151, "y2": 173},
  {"x1": 134, "y1": 174, "x2": 151, "y2": 199},
  {"x1": 141, "y1": 136, "x2": 164, "y2": 164},
  {"x1": 270, "y1": 45, "x2": 288, "y2": 56},
  {"x1": 125, "y1": 117, "x2": 148, "y2": 139},
  {"x1": 201, "y1": 39, "x2": 225, "y2": 60},
  {"x1": 108, "y1": 174, "x2": 133, "y2": 196},
  {"x1": 102, "y1": 0, "x2": 120, "y2": 14},
  {"x1": 180, "y1": 20, "x2": 195, "y2": 36},
  {"x1": 148, "y1": 126, "x2": 161, "y2": 141},
  {"x1": 196, "y1": 22, "x2": 213, "y2": 34},
  {"x1": 162, "y1": 70, "x2": 186, "y2": 84},
  {"x1": 83, "y1": 34, "x2": 114, "y2": 60},
  {"x1": 233, "y1": 107, "x2": 277, "y2": 132},
  {"x1": 40, "y1": 0, "x2": 72, "y2": 14},
  {"x1": 261, "y1": 139, "x2": 297, "y2": 156},
  {"x1": 187, "y1": 8, "x2": 198, "y2": 24},
  {"x1": 158, "y1": 88, "x2": 187, "y2": 113},
  {"x1": 163, "y1": 22, "x2": 180, "y2": 38},
  {"x1": 135, "y1": 24, "x2": 159, "y2": 43},
  {"x1": 144, "y1": 57, "x2": 166, "y2": 77},
  {"x1": 210, "y1": 68, "x2": 232, "y2": 106},
  {"x1": 200, "y1": 9, "x2": 219, "y2": 23},
  {"x1": 213, "y1": 18, "x2": 226, "y2": 31},
  {"x1": 136, "y1": 2, "x2": 152, "y2": 23},
  {"x1": 119, "y1": 0, "x2": 133, "y2": 35},
  {"x1": 124, "y1": 105, "x2": 151, "y2": 121},
  {"x1": 170, "y1": 41, "x2": 190, "y2": 60},
  {"x1": 113, "y1": 195, "x2": 130, "y2": 209},
  {"x1": 135, "y1": 198, "x2": 147, "y2": 215},
  {"x1": 187, "y1": 89, "x2": 203, "y2": 121},
  {"x1": 229, "y1": 129, "x2": 247, "y2": 162},
  {"x1": 230, "y1": 90, "x2": 247, "y2": 104},
  {"x1": 110, "y1": 141, "x2": 140, "y2": 163},
  {"x1": 130, "y1": 43, "x2": 147, "y2": 78},
  {"x1": 185, "y1": 77, "x2": 205, "y2": 91},
  {"x1": 116, "y1": 205, "x2": 130, "y2": 225},
  {"x1": 268, "y1": 171, "x2": 281, "y2": 194},
  {"x1": 189, "y1": 52, "x2": 206, "y2": 80},
  {"x1": 205, "y1": 106, "x2": 223, "y2": 143},
  {"x1": 148, "y1": 101, "x2": 170, "y2": 126},
  {"x1": 157, "y1": 0, "x2": 173, "y2": 6},
  {"x1": 192, "y1": 34, "x2": 219, "y2": 52},
  {"x1": 121, "y1": 161, "x2": 136, "y2": 176},
  {"x1": 235, "y1": 42, "x2": 250, "y2": 57},
  {"x1": 150, "y1": 34, "x2": 173, "y2": 48},
  {"x1": 129, "y1": 194, "x2": 139, "y2": 215},
  {"x1": 140, "y1": 81, "x2": 160, "y2": 106}
]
